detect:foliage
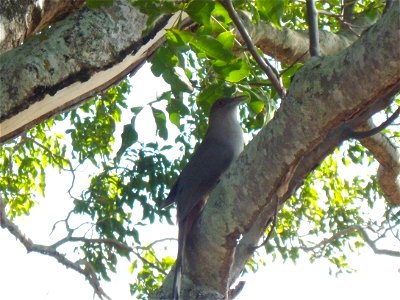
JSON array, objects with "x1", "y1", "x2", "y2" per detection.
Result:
[
  {"x1": 1, "y1": 0, "x2": 399, "y2": 298},
  {"x1": 129, "y1": 244, "x2": 174, "y2": 299}
]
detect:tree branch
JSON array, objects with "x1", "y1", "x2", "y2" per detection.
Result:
[
  {"x1": 357, "y1": 117, "x2": 400, "y2": 205},
  {"x1": 0, "y1": 1, "x2": 181, "y2": 144},
  {"x1": 0, "y1": 197, "x2": 111, "y2": 300},
  {"x1": 219, "y1": 0, "x2": 285, "y2": 98},
  {"x1": 347, "y1": 105, "x2": 400, "y2": 139},
  {"x1": 306, "y1": 0, "x2": 320, "y2": 56},
  {"x1": 301, "y1": 224, "x2": 400, "y2": 257},
  {"x1": 238, "y1": 5, "x2": 378, "y2": 66}
]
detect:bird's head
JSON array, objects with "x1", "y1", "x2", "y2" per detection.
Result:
[{"x1": 209, "y1": 95, "x2": 247, "y2": 121}]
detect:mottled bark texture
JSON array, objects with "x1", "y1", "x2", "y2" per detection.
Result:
[{"x1": 0, "y1": 0, "x2": 85, "y2": 53}]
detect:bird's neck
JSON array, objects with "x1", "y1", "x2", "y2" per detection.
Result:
[{"x1": 206, "y1": 110, "x2": 243, "y2": 146}]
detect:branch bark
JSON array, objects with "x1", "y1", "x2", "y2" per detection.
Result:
[
  {"x1": 238, "y1": 7, "x2": 377, "y2": 65},
  {"x1": 0, "y1": 0, "x2": 85, "y2": 53},
  {"x1": 156, "y1": 4, "x2": 400, "y2": 298},
  {"x1": 358, "y1": 119, "x2": 400, "y2": 205}
]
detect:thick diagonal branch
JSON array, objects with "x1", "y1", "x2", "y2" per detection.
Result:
[
  {"x1": 237, "y1": 6, "x2": 399, "y2": 206},
  {"x1": 237, "y1": 7, "x2": 376, "y2": 65}
]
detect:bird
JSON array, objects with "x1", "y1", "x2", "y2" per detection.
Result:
[{"x1": 161, "y1": 95, "x2": 245, "y2": 300}]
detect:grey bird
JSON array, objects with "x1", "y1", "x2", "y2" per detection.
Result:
[{"x1": 162, "y1": 95, "x2": 246, "y2": 300}]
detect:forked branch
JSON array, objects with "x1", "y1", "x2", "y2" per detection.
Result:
[
  {"x1": 301, "y1": 224, "x2": 400, "y2": 257},
  {"x1": 0, "y1": 197, "x2": 111, "y2": 300}
]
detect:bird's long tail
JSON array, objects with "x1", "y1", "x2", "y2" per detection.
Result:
[{"x1": 172, "y1": 220, "x2": 188, "y2": 300}]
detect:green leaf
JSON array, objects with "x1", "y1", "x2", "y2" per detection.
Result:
[
  {"x1": 131, "y1": 0, "x2": 179, "y2": 28},
  {"x1": 197, "y1": 84, "x2": 235, "y2": 106},
  {"x1": 256, "y1": 0, "x2": 285, "y2": 28},
  {"x1": 186, "y1": 0, "x2": 215, "y2": 27},
  {"x1": 151, "y1": 47, "x2": 178, "y2": 76},
  {"x1": 216, "y1": 31, "x2": 235, "y2": 51},
  {"x1": 249, "y1": 100, "x2": 265, "y2": 114},
  {"x1": 166, "y1": 29, "x2": 193, "y2": 46},
  {"x1": 169, "y1": 112, "x2": 180, "y2": 127},
  {"x1": 213, "y1": 58, "x2": 250, "y2": 83},
  {"x1": 116, "y1": 124, "x2": 138, "y2": 159},
  {"x1": 364, "y1": 7, "x2": 380, "y2": 23},
  {"x1": 166, "y1": 98, "x2": 190, "y2": 128},
  {"x1": 162, "y1": 67, "x2": 193, "y2": 94},
  {"x1": 131, "y1": 106, "x2": 144, "y2": 115},
  {"x1": 151, "y1": 108, "x2": 168, "y2": 140},
  {"x1": 190, "y1": 35, "x2": 233, "y2": 61},
  {"x1": 225, "y1": 59, "x2": 251, "y2": 82},
  {"x1": 212, "y1": 2, "x2": 231, "y2": 24}
]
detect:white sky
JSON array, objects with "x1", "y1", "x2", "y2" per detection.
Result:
[{"x1": 0, "y1": 64, "x2": 399, "y2": 300}]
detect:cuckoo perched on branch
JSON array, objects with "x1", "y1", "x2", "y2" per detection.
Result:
[{"x1": 162, "y1": 95, "x2": 246, "y2": 300}]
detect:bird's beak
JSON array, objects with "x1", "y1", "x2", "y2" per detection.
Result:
[
  {"x1": 232, "y1": 95, "x2": 248, "y2": 103},
  {"x1": 232, "y1": 95, "x2": 248, "y2": 105}
]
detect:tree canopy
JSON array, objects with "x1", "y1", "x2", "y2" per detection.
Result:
[{"x1": 0, "y1": 0, "x2": 399, "y2": 299}]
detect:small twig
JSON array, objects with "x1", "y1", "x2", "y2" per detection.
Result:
[
  {"x1": 306, "y1": 0, "x2": 320, "y2": 57},
  {"x1": 301, "y1": 224, "x2": 400, "y2": 257},
  {"x1": 139, "y1": 237, "x2": 177, "y2": 249},
  {"x1": 300, "y1": 226, "x2": 356, "y2": 252},
  {"x1": 51, "y1": 236, "x2": 133, "y2": 253},
  {"x1": 219, "y1": 0, "x2": 285, "y2": 98},
  {"x1": 355, "y1": 224, "x2": 400, "y2": 257},
  {"x1": 388, "y1": 207, "x2": 400, "y2": 241},
  {"x1": 51, "y1": 226, "x2": 175, "y2": 276},
  {"x1": 211, "y1": 15, "x2": 243, "y2": 49},
  {"x1": 347, "y1": 106, "x2": 400, "y2": 139},
  {"x1": 50, "y1": 210, "x2": 74, "y2": 236}
]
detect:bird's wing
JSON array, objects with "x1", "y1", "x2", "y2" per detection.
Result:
[
  {"x1": 161, "y1": 177, "x2": 181, "y2": 208},
  {"x1": 174, "y1": 139, "x2": 235, "y2": 221}
]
